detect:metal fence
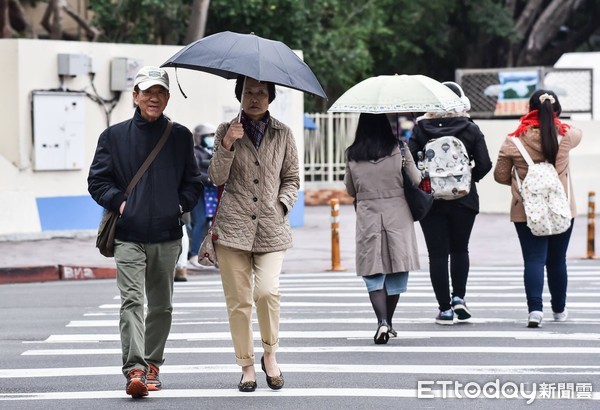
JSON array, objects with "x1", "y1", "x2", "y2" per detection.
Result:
[
  {"x1": 304, "y1": 67, "x2": 594, "y2": 183},
  {"x1": 303, "y1": 112, "x2": 359, "y2": 183},
  {"x1": 456, "y1": 66, "x2": 593, "y2": 119}
]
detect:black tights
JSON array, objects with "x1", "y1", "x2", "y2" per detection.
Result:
[{"x1": 368, "y1": 289, "x2": 399, "y2": 327}]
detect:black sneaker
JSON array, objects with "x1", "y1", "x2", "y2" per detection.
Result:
[
  {"x1": 451, "y1": 296, "x2": 472, "y2": 320},
  {"x1": 435, "y1": 309, "x2": 454, "y2": 325},
  {"x1": 126, "y1": 368, "x2": 148, "y2": 398}
]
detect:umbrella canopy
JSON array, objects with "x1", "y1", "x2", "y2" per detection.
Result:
[
  {"x1": 328, "y1": 74, "x2": 465, "y2": 113},
  {"x1": 161, "y1": 31, "x2": 327, "y2": 99}
]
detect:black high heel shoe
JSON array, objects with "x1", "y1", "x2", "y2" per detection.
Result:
[
  {"x1": 374, "y1": 320, "x2": 389, "y2": 344},
  {"x1": 261, "y1": 356, "x2": 284, "y2": 390},
  {"x1": 237, "y1": 375, "x2": 257, "y2": 392}
]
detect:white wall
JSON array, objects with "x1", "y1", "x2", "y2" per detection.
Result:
[
  {"x1": 0, "y1": 39, "x2": 304, "y2": 235},
  {"x1": 554, "y1": 52, "x2": 600, "y2": 120}
]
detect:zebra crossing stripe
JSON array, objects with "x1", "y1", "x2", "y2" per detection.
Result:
[
  {"x1": 0, "y1": 388, "x2": 415, "y2": 400},
  {"x1": 97, "y1": 301, "x2": 600, "y2": 309},
  {"x1": 38, "y1": 330, "x2": 600, "y2": 343},
  {"x1": 3, "y1": 363, "x2": 600, "y2": 379},
  {"x1": 21, "y1": 345, "x2": 600, "y2": 356},
  {"x1": 1, "y1": 387, "x2": 597, "y2": 400},
  {"x1": 65, "y1": 317, "x2": 600, "y2": 328}
]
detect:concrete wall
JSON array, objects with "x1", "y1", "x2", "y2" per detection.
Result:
[{"x1": 0, "y1": 39, "x2": 304, "y2": 235}]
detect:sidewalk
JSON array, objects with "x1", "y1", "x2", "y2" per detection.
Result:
[{"x1": 0, "y1": 205, "x2": 598, "y2": 283}]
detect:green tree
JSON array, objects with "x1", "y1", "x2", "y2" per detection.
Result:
[
  {"x1": 89, "y1": 0, "x2": 191, "y2": 45},
  {"x1": 205, "y1": 0, "x2": 392, "y2": 111},
  {"x1": 79, "y1": 0, "x2": 600, "y2": 111}
]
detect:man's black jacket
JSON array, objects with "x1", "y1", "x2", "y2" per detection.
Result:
[{"x1": 88, "y1": 109, "x2": 203, "y2": 243}]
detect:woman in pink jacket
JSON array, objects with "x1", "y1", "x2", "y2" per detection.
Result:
[{"x1": 494, "y1": 89, "x2": 581, "y2": 328}]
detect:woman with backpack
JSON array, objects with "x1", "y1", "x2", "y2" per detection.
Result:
[
  {"x1": 494, "y1": 89, "x2": 582, "y2": 328},
  {"x1": 408, "y1": 81, "x2": 493, "y2": 325}
]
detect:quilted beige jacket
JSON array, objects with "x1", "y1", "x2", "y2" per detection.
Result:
[
  {"x1": 493, "y1": 125, "x2": 582, "y2": 222},
  {"x1": 208, "y1": 116, "x2": 300, "y2": 252}
]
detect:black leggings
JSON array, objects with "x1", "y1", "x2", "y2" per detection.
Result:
[{"x1": 420, "y1": 202, "x2": 477, "y2": 311}]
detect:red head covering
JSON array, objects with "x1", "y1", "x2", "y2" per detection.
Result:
[{"x1": 508, "y1": 109, "x2": 570, "y2": 137}]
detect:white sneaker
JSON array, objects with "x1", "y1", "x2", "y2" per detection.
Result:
[
  {"x1": 188, "y1": 257, "x2": 204, "y2": 269},
  {"x1": 553, "y1": 308, "x2": 568, "y2": 322},
  {"x1": 527, "y1": 311, "x2": 543, "y2": 328}
]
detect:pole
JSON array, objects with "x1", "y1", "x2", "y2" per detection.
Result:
[
  {"x1": 587, "y1": 191, "x2": 596, "y2": 259},
  {"x1": 328, "y1": 198, "x2": 346, "y2": 271}
]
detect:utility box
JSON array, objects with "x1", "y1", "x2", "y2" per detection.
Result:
[
  {"x1": 111, "y1": 57, "x2": 143, "y2": 91},
  {"x1": 57, "y1": 53, "x2": 90, "y2": 76},
  {"x1": 32, "y1": 92, "x2": 86, "y2": 171}
]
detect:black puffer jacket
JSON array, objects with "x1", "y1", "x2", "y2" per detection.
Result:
[
  {"x1": 408, "y1": 115, "x2": 492, "y2": 212},
  {"x1": 88, "y1": 109, "x2": 203, "y2": 243}
]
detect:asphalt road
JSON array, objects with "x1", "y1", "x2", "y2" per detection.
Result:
[{"x1": 1, "y1": 264, "x2": 599, "y2": 409}]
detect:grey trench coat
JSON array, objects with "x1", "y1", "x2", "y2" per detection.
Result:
[{"x1": 344, "y1": 145, "x2": 421, "y2": 276}]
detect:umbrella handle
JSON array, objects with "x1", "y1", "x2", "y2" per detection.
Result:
[
  {"x1": 175, "y1": 68, "x2": 188, "y2": 99},
  {"x1": 237, "y1": 76, "x2": 246, "y2": 122}
]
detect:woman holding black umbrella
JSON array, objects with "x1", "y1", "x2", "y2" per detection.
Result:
[{"x1": 209, "y1": 76, "x2": 299, "y2": 392}]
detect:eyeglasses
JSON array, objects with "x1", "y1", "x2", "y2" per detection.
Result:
[{"x1": 139, "y1": 89, "x2": 169, "y2": 98}]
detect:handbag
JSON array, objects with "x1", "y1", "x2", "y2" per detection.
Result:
[
  {"x1": 96, "y1": 210, "x2": 120, "y2": 257},
  {"x1": 198, "y1": 185, "x2": 223, "y2": 267},
  {"x1": 400, "y1": 141, "x2": 433, "y2": 221},
  {"x1": 96, "y1": 120, "x2": 173, "y2": 257},
  {"x1": 198, "y1": 230, "x2": 218, "y2": 267}
]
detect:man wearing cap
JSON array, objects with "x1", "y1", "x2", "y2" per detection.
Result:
[{"x1": 88, "y1": 66, "x2": 202, "y2": 398}]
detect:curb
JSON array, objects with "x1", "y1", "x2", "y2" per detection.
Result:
[
  {"x1": 0, "y1": 266, "x2": 116, "y2": 285},
  {"x1": 0, "y1": 264, "x2": 220, "y2": 285}
]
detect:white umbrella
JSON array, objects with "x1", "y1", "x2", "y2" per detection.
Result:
[{"x1": 328, "y1": 74, "x2": 465, "y2": 113}]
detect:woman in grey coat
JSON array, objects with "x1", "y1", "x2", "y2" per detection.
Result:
[{"x1": 344, "y1": 113, "x2": 422, "y2": 344}]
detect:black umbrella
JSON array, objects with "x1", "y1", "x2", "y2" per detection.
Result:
[{"x1": 161, "y1": 31, "x2": 327, "y2": 99}]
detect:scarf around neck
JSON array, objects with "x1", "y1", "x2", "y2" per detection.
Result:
[
  {"x1": 240, "y1": 110, "x2": 270, "y2": 149},
  {"x1": 508, "y1": 109, "x2": 570, "y2": 137}
]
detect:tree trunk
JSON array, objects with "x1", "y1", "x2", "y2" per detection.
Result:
[
  {"x1": 8, "y1": 0, "x2": 35, "y2": 37},
  {"x1": 517, "y1": 0, "x2": 579, "y2": 66},
  {"x1": 535, "y1": 0, "x2": 600, "y2": 65},
  {"x1": 506, "y1": 0, "x2": 544, "y2": 66},
  {"x1": 0, "y1": 0, "x2": 15, "y2": 38},
  {"x1": 42, "y1": 0, "x2": 64, "y2": 40},
  {"x1": 185, "y1": 0, "x2": 210, "y2": 43},
  {"x1": 62, "y1": 1, "x2": 99, "y2": 41}
]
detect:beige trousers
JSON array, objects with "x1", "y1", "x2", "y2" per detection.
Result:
[{"x1": 215, "y1": 243, "x2": 285, "y2": 367}]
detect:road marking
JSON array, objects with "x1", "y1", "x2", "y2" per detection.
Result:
[
  {"x1": 0, "y1": 387, "x2": 598, "y2": 400},
  {"x1": 98, "y1": 301, "x2": 600, "y2": 309},
  {"x1": 22, "y1": 345, "x2": 600, "y2": 356},
  {"x1": 4, "y1": 364, "x2": 600, "y2": 379},
  {"x1": 171, "y1": 291, "x2": 600, "y2": 298},
  {"x1": 65, "y1": 317, "x2": 600, "y2": 327},
  {"x1": 38, "y1": 330, "x2": 600, "y2": 343}
]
